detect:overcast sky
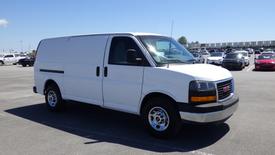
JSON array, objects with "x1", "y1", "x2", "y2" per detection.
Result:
[{"x1": 1, "y1": 0, "x2": 275, "y2": 52}]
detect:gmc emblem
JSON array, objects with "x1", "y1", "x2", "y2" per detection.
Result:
[{"x1": 223, "y1": 86, "x2": 230, "y2": 93}]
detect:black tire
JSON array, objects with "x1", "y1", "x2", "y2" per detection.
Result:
[
  {"x1": 22, "y1": 64, "x2": 26, "y2": 67},
  {"x1": 0, "y1": 61, "x2": 4, "y2": 66},
  {"x1": 141, "y1": 97, "x2": 182, "y2": 138},
  {"x1": 45, "y1": 84, "x2": 64, "y2": 111}
]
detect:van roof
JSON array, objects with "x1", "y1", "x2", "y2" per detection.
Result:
[{"x1": 41, "y1": 32, "x2": 162, "y2": 41}]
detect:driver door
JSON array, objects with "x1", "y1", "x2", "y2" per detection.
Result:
[{"x1": 102, "y1": 36, "x2": 150, "y2": 114}]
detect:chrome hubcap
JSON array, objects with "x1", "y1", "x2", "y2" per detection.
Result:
[
  {"x1": 148, "y1": 107, "x2": 170, "y2": 131},
  {"x1": 47, "y1": 90, "x2": 57, "y2": 107}
]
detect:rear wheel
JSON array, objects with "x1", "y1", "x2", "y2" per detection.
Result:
[
  {"x1": 22, "y1": 64, "x2": 26, "y2": 67},
  {"x1": 45, "y1": 84, "x2": 64, "y2": 111},
  {"x1": 0, "y1": 61, "x2": 4, "y2": 66},
  {"x1": 141, "y1": 97, "x2": 182, "y2": 138}
]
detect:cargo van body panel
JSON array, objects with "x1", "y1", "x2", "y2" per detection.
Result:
[
  {"x1": 142, "y1": 67, "x2": 195, "y2": 103},
  {"x1": 34, "y1": 33, "x2": 238, "y2": 137},
  {"x1": 62, "y1": 35, "x2": 108, "y2": 105}
]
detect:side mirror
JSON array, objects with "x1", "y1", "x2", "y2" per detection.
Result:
[{"x1": 127, "y1": 49, "x2": 142, "y2": 65}]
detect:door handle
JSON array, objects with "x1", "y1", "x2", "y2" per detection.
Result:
[
  {"x1": 96, "y1": 66, "x2": 100, "y2": 77},
  {"x1": 104, "y1": 67, "x2": 108, "y2": 77}
]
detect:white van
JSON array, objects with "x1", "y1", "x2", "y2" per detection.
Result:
[{"x1": 34, "y1": 33, "x2": 238, "y2": 138}]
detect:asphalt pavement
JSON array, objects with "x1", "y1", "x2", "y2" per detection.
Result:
[{"x1": 0, "y1": 60, "x2": 274, "y2": 155}]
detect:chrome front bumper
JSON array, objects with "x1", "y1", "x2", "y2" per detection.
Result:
[{"x1": 179, "y1": 95, "x2": 239, "y2": 123}]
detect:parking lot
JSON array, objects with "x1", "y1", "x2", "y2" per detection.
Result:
[{"x1": 0, "y1": 58, "x2": 275, "y2": 155}]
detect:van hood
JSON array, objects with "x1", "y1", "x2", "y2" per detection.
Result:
[{"x1": 162, "y1": 64, "x2": 232, "y2": 81}]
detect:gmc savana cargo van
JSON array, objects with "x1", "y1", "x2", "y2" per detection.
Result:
[{"x1": 34, "y1": 33, "x2": 238, "y2": 138}]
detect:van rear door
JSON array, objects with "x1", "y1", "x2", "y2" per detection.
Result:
[{"x1": 102, "y1": 36, "x2": 149, "y2": 113}]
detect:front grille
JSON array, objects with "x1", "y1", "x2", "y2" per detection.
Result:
[{"x1": 217, "y1": 80, "x2": 233, "y2": 100}]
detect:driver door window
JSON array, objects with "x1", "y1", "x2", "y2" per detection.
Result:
[{"x1": 108, "y1": 37, "x2": 149, "y2": 66}]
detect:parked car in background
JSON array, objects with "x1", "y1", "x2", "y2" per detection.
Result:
[
  {"x1": 15, "y1": 54, "x2": 27, "y2": 64},
  {"x1": 225, "y1": 48, "x2": 234, "y2": 54},
  {"x1": 0, "y1": 54, "x2": 17, "y2": 65},
  {"x1": 254, "y1": 50, "x2": 261, "y2": 59},
  {"x1": 255, "y1": 54, "x2": 275, "y2": 71},
  {"x1": 234, "y1": 51, "x2": 250, "y2": 66},
  {"x1": 207, "y1": 52, "x2": 225, "y2": 65},
  {"x1": 191, "y1": 52, "x2": 204, "y2": 63},
  {"x1": 0, "y1": 54, "x2": 4, "y2": 65},
  {"x1": 18, "y1": 56, "x2": 35, "y2": 67},
  {"x1": 222, "y1": 53, "x2": 245, "y2": 70},
  {"x1": 200, "y1": 51, "x2": 210, "y2": 62},
  {"x1": 261, "y1": 50, "x2": 275, "y2": 55},
  {"x1": 246, "y1": 48, "x2": 254, "y2": 55}
]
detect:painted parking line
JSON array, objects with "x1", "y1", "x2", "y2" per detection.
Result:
[{"x1": 246, "y1": 65, "x2": 254, "y2": 72}]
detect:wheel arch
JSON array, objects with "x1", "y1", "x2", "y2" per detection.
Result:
[
  {"x1": 139, "y1": 92, "x2": 178, "y2": 115},
  {"x1": 44, "y1": 79, "x2": 60, "y2": 95}
]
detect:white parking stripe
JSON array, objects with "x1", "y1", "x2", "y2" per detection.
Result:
[
  {"x1": 246, "y1": 65, "x2": 254, "y2": 72},
  {"x1": 190, "y1": 150, "x2": 215, "y2": 155}
]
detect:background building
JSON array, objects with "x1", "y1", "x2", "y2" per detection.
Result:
[{"x1": 187, "y1": 40, "x2": 275, "y2": 49}]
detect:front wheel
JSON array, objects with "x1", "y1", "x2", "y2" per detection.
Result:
[
  {"x1": 141, "y1": 97, "x2": 182, "y2": 138},
  {"x1": 45, "y1": 84, "x2": 64, "y2": 111}
]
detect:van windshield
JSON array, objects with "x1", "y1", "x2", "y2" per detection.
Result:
[{"x1": 138, "y1": 36, "x2": 194, "y2": 66}]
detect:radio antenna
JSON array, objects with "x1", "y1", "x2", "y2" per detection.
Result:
[
  {"x1": 170, "y1": 20, "x2": 174, "y2": 38},
  {"x1": 167, "y1": 20, "x2": 174, "y2": 68}
]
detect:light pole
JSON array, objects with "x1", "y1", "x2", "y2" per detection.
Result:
[{"x1": 20, "y1": 40, "x2": 23, "y2": 53}]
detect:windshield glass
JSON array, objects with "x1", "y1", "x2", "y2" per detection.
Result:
[
  {"x1": 258, "y1": 55, "x2": 275, "y2": 60},
  {"x1": 210, "y1": 52, "x2": 223, "y2": 57},
  {"x1": 139, "y1": 36, "x2": 194, "y2": 65},
  {"x1": 225, "y1": 53, "x2": 242, "y2": 59}
]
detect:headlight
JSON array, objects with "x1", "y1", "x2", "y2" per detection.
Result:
[{"x1": 189, "y1": 81, "x2": 217, "y2": 103}]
